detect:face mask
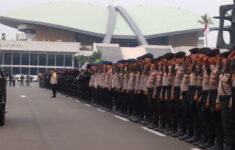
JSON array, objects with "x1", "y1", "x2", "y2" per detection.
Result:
[
  {"x1": 168, "y1": 65, "x2": 172, "y2": 70},
  {"x1": 175, "y1": 64, "x2": 180, "y2": 70},
  {"x1": 210, "y1": 65, "x2": 215, "y2": 71},
  {"x1": 202, "y1": 64, "x2": 206, "y2": 72}
]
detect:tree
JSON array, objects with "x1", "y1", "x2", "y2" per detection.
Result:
[
  {"x1": 74, "y1": 50, "x2": 104, "y2": 68},
  {"x1": 88, "y1": 50, "x2": 102, "y2": 62},
  {"x1": 198, "y1": 14, "x2": 214, "y2": 46},
  {"x1": 1, "y1": 33, "x2": 6, "y2": 40},
  {"x1": 198, "y1": 14, "x2": 214, "y2": 25},
  {"x1": 94, "y1": 58, "x2": 105, "y2": 63}
]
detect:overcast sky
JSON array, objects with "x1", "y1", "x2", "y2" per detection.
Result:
[{"x1": 0, "y1": 0, "x2": 233, "y2": 47}]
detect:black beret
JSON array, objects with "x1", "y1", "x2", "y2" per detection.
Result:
[
  {"x1": 189, "y1": 48, "x2": 199, "y2": 54},
  {"x1": 175, "y1": 51, "x2": 186, "y2": 58},
  {"x1": 137, "y1": 56, "x2": 143, "y2": 60},
  {"x1": 208, "y1": 48, "x2": 220, "y2": 57},
  {"x1": 164, "y1": 53, "x2": 175, "y2": 60},
  {"x1": 162, "y1": 53, "x2": 170, "y2": 58},
  {"x1": 127, "y1": 59, "x2": 137, "y2": 63},
  {"x1": 200, "y1": 47, "x2": 211, "y2": 56},
  {"x1": 220, "y1": 51, "x2": 230, "y2": 58},
  {"x1": 142, "y1": 53, "x2": 153, "y2": 59},
  {"x1": 117, "y1": 60, "x2": 126, "y2": 64},
  {"x1": 156, "y1": 56, "x2": 163, "y2": 61},
  {"x1": 106, "y1": 61, "x2": 113, "y2": 65}
]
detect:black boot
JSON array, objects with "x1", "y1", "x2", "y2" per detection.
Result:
[
  {"x1": 179, "y1": 130, "x2": 192, "y2": 140},
  {"x1": 193, "y1": 136, "x2": 207, "y2": 146},
  {"x1": 171, "y1": 129, "x2": 185, "y2": 137},
  {"x1": 199, "y1": 138, "x2": 214, "y2": 149},
  {"x1": 186, "y1": 135, "x2": 201, "y2": 143}
]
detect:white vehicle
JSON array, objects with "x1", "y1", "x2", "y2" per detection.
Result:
[
  {"x1": 14, "y1": 74, "x2": 22, "y2": 81},
  {"x1": 31, "y1": 76, "x2": 38, "y2": 82}
]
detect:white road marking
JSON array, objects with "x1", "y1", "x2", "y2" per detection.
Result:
[
  {"x1": 142, "y1": 127, "x2": 166, "y2": 137},
  {"x1": 96, "y1": 108, "x2": 105, "y2": 112},
  {"x1": 191, "y1": 148, "x2": 201, "y2": 150},
  {"x1": 20, "y1": 95, "x2": 27, "y2": 98},
  {"x1": 84, "y1": 104, "x2": 92, "y2": 107},
  {"x1": 114, "y1": 115, "x2": 129, "y2": 122}
]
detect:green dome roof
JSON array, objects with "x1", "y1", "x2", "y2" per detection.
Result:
[{"x1": 0, "y1": 1, "x2": 214, "y2": 37}]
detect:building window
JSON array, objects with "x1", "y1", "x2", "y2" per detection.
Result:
[
  {"x1": 3, "y1": 67, "x2": 11, "y2": 75},
  {"x1": 39, "y1": 54, "x2": 46, "y2": 66},
  {"x1": 21, "y1": 67, "x2": 29, "y2": 75},
  {"x1": 38, "y1": 68, "x2": 46, "y2": 74},
  {"x1": 47, "y1": 68, "x2": 55, "y2": 72},
  {"x1": 4, "y1": 52, "x2": 12, "y2": 65},
  {"x1": 48, "y1": 54, "x2": 55, "y2": 66},
  {"x1": 65, "y1": 55, "x2": 72, "y2": 66},
  {"x1": 30, "y1": 68, "x2": 37, "y2": 75},
  {"x1": 56, "y1": 68, "x2": 63, "y2": 71},
  {"x1": 74, "y1": 57, "x2": 78, "y2": 68},
  {"x1": 30, "y1": 53, "x2": 38, "y2": 66},
  {"x1": 12, "y1": 67, "x2": 20, "y2": 75},
  {"x1": 0, "y1": 52, "x2": 2, "y2": 65},
  {"x1": 56, "y1": 54, "x2": 64, "y2": 66},
  {"x1": 21, "y1": 53, "x2": 29, "y2": 65},
  {"x1": 13, "y1": 53, "x2": 21, "y2": 65}
]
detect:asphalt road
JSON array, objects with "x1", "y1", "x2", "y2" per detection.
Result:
[{"x1": 0, "y1": 83, "x2": 200, "y2": 150}]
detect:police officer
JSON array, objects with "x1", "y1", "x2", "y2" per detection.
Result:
[
  {"x1": 152, "y1": 56, "x2": 163, "y2": 131},
  {"x1": 126, "y1": 59, "x2": 137, "y2": 119},
  {"x1": 218, "y1": 50, "x2": 235, "y2": 150},
  {"x1": 103, "y1": 61, "x2": 113, "y2": 111},
  {"x1": 146, "y1": 59, "x2": 157, "y2": 129},
  {"x1": 159, "y1": 53, "x2": 174, "y2": 134},
  {"x1": 140, "y1": 53, "x2": 153, "y2": 125},
  {"x1": 171, "y1": 51, "x2": 186, "y2": 136}
]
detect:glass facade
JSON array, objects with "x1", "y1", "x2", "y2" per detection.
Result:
[
  {"x1": 12, "y1": 67, "x2": 20, "y2": 75},
  {"x1": 21, "y1": 67, "x2": 29, "y2": 75},
  {"x1": 30, "y1": 68, "x2": 38, "y2": 75},
  {"x1": 39, "y1": 54, "x2": 46, "y2": 66},
  {"x1": 0, "y1": 51, "x2": 75, "y2": 75},
  {"x1": 30, "y1": 53, "x2": 38, "y2": 66},
  {"x1": 39, "y1": 68, "x2": 46, "y2": 74},
  {"x1": 4, "y1": 52, "x2": 11, "y2": 65},
  {"x1": 48, "y1": 54, "x2": 55, "y2": 66},
  {"x1": 21, "y1": 53, "x2": 29, "y2": 65},
  {"x1": 65, "y1": 55, "x2": 72, "y2": 66},
  {"x1": 0, "y1": 52, "x2": 2, "y2": 65},
  {"x1": 56, "y1": 54, "x2": 64, "y2": 66}
]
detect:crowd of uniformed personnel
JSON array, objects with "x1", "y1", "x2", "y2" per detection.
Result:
[{"x1": 39, "y1": 47, "x2": 235, "y2": 150}]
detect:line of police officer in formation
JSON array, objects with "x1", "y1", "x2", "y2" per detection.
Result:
[{"x1": 39, "y1": 48, "x2": 235, "y2": 150}]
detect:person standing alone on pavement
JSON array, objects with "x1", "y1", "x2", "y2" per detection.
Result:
[
  {"x1": 50, "y1": 69, "x2": 57, "y2": 98},
  {"x1": 9, "y1": 74, "x2": 13, "y2": 86},
  {"x1": 26, "y1": 75, "x2": 30, "y2": 87},
  {"x1": 20, "y1": 74, "x2": 24, "y2": 86}
]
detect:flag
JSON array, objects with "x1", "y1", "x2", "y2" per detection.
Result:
[{"x1": 203, "y1": 22, "x2": 210, "y2": 36}]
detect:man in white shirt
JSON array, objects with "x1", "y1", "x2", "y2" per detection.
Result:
[{"x1": 50, "y1": 69, "x2": 57, "y2": 98}]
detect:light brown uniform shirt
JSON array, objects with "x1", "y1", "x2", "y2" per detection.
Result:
[
  {"x1": 135, "y1": 72, "x2": 142, "y2": 91},
  {"x1": 147, "y1": 70, "x2": 157, "y2": 89},
  {"x1": 127, "y1": 72, "x2": 136, "y2": 90}
]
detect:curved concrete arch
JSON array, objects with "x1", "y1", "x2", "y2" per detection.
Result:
[
  {"x1": 115, "y1": 6, "x2": 148, "y2": 45},
  {"x1": 103, "y1": 6, "x2": 117, "y2": 43}
]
